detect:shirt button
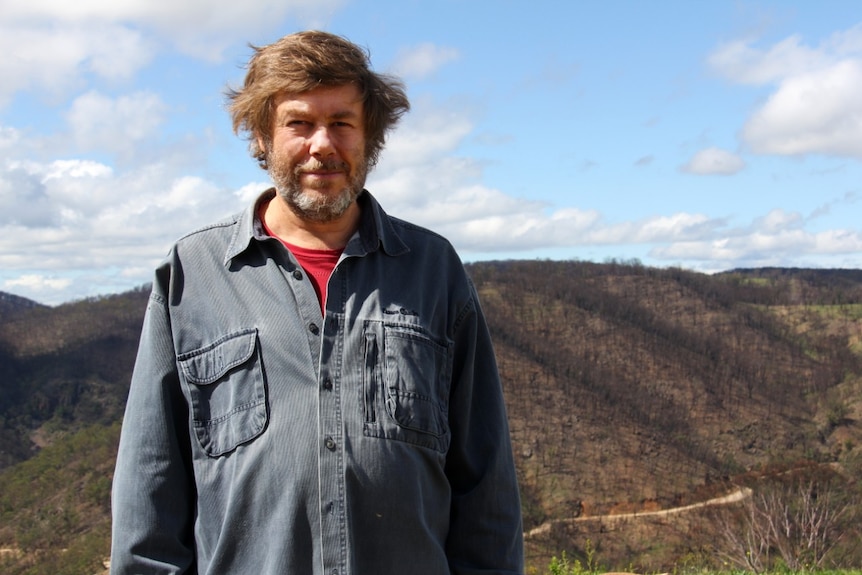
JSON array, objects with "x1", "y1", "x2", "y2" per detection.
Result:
[
  {"x1": 309, "y1": 323, "x2": 319, "y2": 335},
  {"x1": 324, "y1": 436, "x2": 336, "y2": 451},
  {"x1": 292, "y1": 269, "x2": 303, "y2": 280},
  {"x1": 322, "y1": 378, "x2": 333, "y2": 391}
]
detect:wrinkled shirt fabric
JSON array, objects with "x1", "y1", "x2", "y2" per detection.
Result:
[{"x1": 110, "y1": 189, "x2": 524, "y2": 574}]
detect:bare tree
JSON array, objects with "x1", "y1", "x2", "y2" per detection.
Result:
[
  {"x1": 713, "y1": 473, "x2": 857, "y2": 572},
  {"x1": 714, "y1": 489, "x2": 772, "y2": 574},
  {"x1": 768, "y1": 479, "x2": 853, "y2": 570}
]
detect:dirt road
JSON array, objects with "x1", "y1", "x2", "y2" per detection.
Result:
[{"x1": 525, "y1": 487, "x2": 752, "y2": 539}]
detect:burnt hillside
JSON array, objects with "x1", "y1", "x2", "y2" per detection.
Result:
[{"x1": 467, "y1": 261, "x2": 862, "y2": 567}]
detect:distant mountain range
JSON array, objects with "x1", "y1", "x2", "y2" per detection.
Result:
[{"x1": 0, "y1": 264, "x2": 860, "y2": 574}]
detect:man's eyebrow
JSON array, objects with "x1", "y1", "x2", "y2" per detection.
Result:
[
  {"x1": 330, "y1": 109, "x2": 360, "y2": 120},
  {"x1": 276, "y1": 106, "x2": 361, "y2": 123}
]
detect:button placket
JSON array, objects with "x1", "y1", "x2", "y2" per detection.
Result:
[{"x1": 318, "y1": 312, "x2": 346, "y2": 574}]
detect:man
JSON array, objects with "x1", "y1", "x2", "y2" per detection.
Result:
[{"x1": 111, "y1": 30, "x2": 524, "y2": 574}]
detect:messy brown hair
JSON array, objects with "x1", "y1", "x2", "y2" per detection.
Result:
[{"x1": 227, "y1": 30, "x2": 410, "y2": 170}]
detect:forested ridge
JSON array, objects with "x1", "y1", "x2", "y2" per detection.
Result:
[{"x1": 1, "y1": 262, "x2": 860, "y2": 573}]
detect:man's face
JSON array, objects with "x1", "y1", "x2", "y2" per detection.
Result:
[{"x1": 259, "y1": 84, "x2": 368, "y2": 223}]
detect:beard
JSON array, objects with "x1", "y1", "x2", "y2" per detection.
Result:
[{"x1": 267, "y1": 149, "x2": 368, "y2": 224}]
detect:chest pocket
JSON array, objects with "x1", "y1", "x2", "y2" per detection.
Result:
[
  {"x1": 363, "y1": 321, "x2": 453, "y2": 452},
  {"x1": 178, "y1": 328, "x2": 268, "y2": 457}
]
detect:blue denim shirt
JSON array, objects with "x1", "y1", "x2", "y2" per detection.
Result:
[{"x1": 111, "y1": 190, "x2": 524, "y2": 574}]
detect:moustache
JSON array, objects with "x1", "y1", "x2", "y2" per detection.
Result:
[{"x1": 296, "y1": 159, "x2": 349, "y2": 174}]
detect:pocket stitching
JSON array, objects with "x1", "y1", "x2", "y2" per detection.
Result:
[
  {"x1": 178, "y1": 328, "x2": 257, "y2": 385},
  {"x1": 362, "y1": 320, "x2": 452, "y2": 452},
  {"x1": 178, "y1": 328, "x2": 267, "y2": 456}
]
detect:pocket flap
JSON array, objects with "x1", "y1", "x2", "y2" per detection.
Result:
[{"x1": 179, "y1": 328, "x2": 258, "y2": 385}]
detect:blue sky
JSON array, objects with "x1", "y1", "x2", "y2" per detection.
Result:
[{"x1": 1, "y1": 0, "x2": 861, "y2": 305}]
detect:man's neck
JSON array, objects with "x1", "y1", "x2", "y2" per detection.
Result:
[{"x1": 261, "y1": 193, "x2": 361, "y2": 250}]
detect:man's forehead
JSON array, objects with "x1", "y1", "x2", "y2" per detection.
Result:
[{"x1": 272, "y1": 85, "x2": 363, "y2": 113}]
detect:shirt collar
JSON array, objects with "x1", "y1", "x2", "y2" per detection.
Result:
[{"x1": 224, "y1": 188, "x2": 409, "y2": 267}]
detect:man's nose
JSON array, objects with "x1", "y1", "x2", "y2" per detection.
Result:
[{"x1": 309, "y1": 126, "x2": 336, "y2": 157}]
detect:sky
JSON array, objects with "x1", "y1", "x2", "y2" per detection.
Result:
[{"x1": 1, "y1": 0, "x2": 861, "y2": 305}]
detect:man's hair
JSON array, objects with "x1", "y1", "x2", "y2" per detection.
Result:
[{"x1": 227, "y1": 30, "x2": 410, "y2": 170}]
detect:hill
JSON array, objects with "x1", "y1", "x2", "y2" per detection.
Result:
[
  {"x1": 471, "y1": 262, "x2": 862, "y2": 568},
  {"x1": 0, "y1": 288, "x2": 148, "y2": 470},
  {"x1": 0, "y1": 264, "x2": 861, "y2": 573},
  {"x1": 0, "y1": 292, "x2": 45, "y2": 318}
]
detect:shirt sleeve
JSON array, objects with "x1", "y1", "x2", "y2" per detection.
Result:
[
  {"x1": 444, "y1": 284, "x2": 525, "y2": 574},
  {"x1": 110, "y1": 270, "x2": 196, "y2": 574}
]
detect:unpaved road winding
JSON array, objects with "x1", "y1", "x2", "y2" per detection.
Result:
[{"x1": 525, "y1": 487, "x2": 752, "y2": 539}]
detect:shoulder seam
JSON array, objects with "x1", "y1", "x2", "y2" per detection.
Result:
[{"x1": 175, "y1": 215, "x2": 241, "y2": 243}]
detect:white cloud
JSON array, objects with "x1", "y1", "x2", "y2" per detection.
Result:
[
  {"x1": 385, "y1": 110, "x2": 473, "y2": 164},
  {"x1": 742, "y1": 60, "x2": 862, "y2": 157},
  {"x1": 0, "y1": 158, "x2": 250, "y2": 272},
  {"x1": 1, "y1": 1, "x2": 346, "y2": 60},
  {"x1": 4, "y1": 274, "x2": 72, "y2": 292},
  {"x1": 709, "y1": 23, "x2": 862, "y2": 160},
  {"x1": 0, "y1": 24, "x2": 154, "y2": 105},
  {"x1": 0, "y1": 0, "x2": 346, "y2": 105},
  {"x1": 390, "y1": 43, "x2": 460, "y2": 79},
  {"x1": 681, "y1": 147, "x2": 745, "y2": 175},
  {"x1": 708, "y1": 35, "x2": 828, "y2": 85},
  {"x1": 236, "y1": 181, "x2": 271, "y2": 204},
  {"x1": 650, "y1": 216, "x2": 862, "y2": 269},
  {"x1": 66, "y1": 90, "x2": 169, "y2": 156},
  {"x1": 754, "y1": 209, "x2": 803, "y2": 233}
]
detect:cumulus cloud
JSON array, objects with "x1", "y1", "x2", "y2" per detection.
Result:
[
  {"x1": 4, "y1": 274, "x2": 72, "y2": 290},
  {"x1": 0, "y1": 24, "x2": 154, "y2": 105},
  {"x1": 390, "y1": 43, "x2": 460, "y2": 79},
  {"x1": 742, "y1": 60, "x2": 862, "y2": 157},
  {"x1": 708, "y1": 23, "x2": 862, "y2": 160},
  {"x1": 65, "y1": 90, "x2": 169, "y2": 157},
  {"x1": 650, "y1": 206, "x2": 862, "y2": 270},
  {"x1": 680, "y1": 147, "x2": 746, "y2": 175},
  {"x1": 1, "y1": 0, "x2": 345, "y2": 53},
  {"x1": 0, "y1": 156, "x2": 262, "y2": 303},
  {"x1": 0, "y1": 0, "x2": 345, "y2": 104}
]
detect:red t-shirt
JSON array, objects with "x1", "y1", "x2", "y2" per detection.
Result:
[
  {"x1": 282, "y1": 241, "x2": 342, "y2": 312},
  {"x1": 261, "y1": 214, "x2": 342, "y2": 313}
]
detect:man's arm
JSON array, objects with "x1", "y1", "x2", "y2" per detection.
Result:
[
  {"x1": 444, "y1": 288, "x2": 525, "y2": 575},
  {"x1": 111, "y1": 287, "x2": 196, "y2": 574}
]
